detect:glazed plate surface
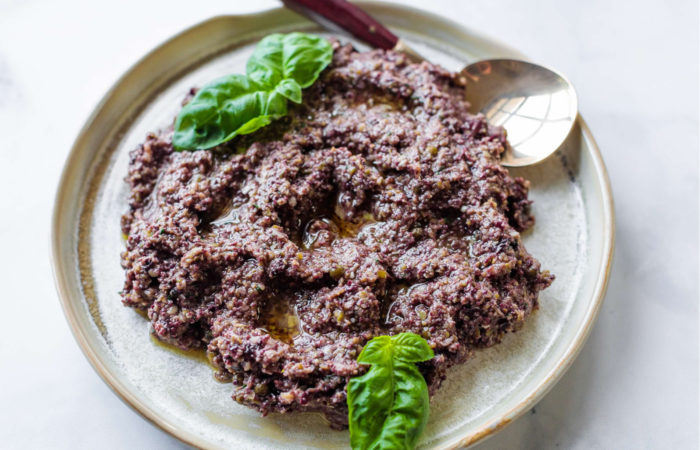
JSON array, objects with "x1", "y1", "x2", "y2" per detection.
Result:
[{"x1": 51, "y1": 3, "x2": 614, "y2": 449}]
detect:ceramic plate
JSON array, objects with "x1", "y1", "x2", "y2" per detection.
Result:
[{"x1": 51, "y1": 3, "x2": 614, "y2": 448}]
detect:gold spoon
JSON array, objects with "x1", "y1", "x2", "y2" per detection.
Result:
[{"x1": 282, "y1": 0, "x2": 578, "y2": 167}]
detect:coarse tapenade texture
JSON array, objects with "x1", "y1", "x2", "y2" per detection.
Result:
[{"x1": 120, "y1": 41, "x2": 553, "y2": 428}]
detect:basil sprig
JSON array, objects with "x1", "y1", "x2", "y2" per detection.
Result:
[
  {"x1": 348, "y1": 333, "x2": 435, "y2": 450},
  {"x1": 173, "y1": 32, "x2": 333, "y2": 151}
]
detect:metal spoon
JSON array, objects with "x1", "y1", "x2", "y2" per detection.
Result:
[{"x1": 282, "y1": 0, "x2": 578, "y2": 167}]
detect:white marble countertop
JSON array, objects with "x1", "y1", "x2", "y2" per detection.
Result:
[{"x1": 0, "y1": 0, "x2": 697, "y2": 448}]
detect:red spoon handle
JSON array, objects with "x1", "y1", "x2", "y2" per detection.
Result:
[{"x1": 282, "y1": 0, "x2": 398, "y2": 50}]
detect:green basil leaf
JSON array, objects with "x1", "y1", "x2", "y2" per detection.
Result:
[
  {"x1": 357, "y1": 335, "x2": 393, "y2": 365},
  {"x1": 174, "y1": 32, "x2": 333, "y2": 151},
  {"x1": 173, "y1": 75, "x2": 287, "y2": 150},
  {"x1": 246, "y1": 33, "x2": 284, "y2": 88},
  {"x1": 348, "y1": 333, "x2": 434, "y2": 450},
  {"x1": 391, "y1": 333, "x2": 434, "y2": 363},
  {"x1": 246, "y1": 32, "x2": 333, "y2": 89},
  {"x1": 280, "y1": 32, "x2": 334, "y2": 88},
  {"x1": 275, "y1": 78, "x2": 303, "y2": 104},
  {"x1": 372, "y1": 362, "x2": 430, "y2": 449},
  {"x1": 347, "y1": 364, "x2": 394, "y2": 449}
]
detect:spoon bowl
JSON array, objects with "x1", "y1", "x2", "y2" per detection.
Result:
[{"x1": 460, "y1": 59, "x2": 577, "y2": 166}]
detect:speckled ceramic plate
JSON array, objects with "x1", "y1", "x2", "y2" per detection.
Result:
[{"x1": 51, "y1": 3, "x2": 614, "y2": 449}]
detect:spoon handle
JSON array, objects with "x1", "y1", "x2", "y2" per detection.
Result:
[{"x1": 281, "y1": 0, "x2": 398, "y2": 49}]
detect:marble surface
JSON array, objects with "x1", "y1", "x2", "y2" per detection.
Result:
[{"x1": 0, "y1": 0, "x2": 697, "y2": 448}]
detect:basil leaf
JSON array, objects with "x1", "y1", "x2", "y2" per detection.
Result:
[
  {"x1": 246, "y1": 33, "x2": 284, "y2": 88},
  {"x1": 357, "y1": 335, "x2": 393, "y2": 365},
  {"x1": 348, "y1": 333, "x2": 434, "y2": 450},
  {"x1": 247, "y1": 32, "x2": 333, "y2": 89},
  {"x1": 275, "y1": 78, "x2": 302, "y2": 104},
  {"x1": 174, "y1": 32, "x2": 333, "y2": 151},
  {"x1": 172, "y1": 75, "x2": 287, "y2": 150},
  {"x1": 348, "y1": 363, "x2": 394, "y2": 449},
  {"x1": 391, "y1": 333, "x2": 434, "y2": 363},
  {"x1": 280, "y1": 32, "x2": 334, "y2": 88},
  {"x1": 373, "y1": 363, "x2": 430, "y2": 449}
]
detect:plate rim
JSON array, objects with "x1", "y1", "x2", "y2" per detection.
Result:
[{"x1": 50, "y1": 3, "x2": 616, "y2": 449}]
